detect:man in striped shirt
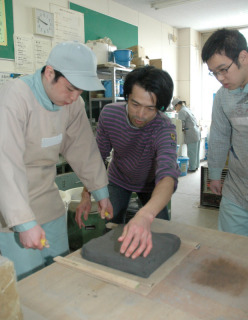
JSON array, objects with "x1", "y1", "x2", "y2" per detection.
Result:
[{"x1": 76, "y1": 66, "x2": 180, "y2": 259}]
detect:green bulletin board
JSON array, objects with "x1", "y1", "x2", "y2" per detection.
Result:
[
  {"x1": 0, "y1": 0, "x2": 14, "y2": 59},
  {"x1": 69, "y1": 2, "x2": 138, "y2": 49}
]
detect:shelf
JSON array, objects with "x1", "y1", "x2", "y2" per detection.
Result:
[
  {"x1": 89, "y1": 65, "x2": 132, "y2": 124},
  {"x1": 97, "y1": 65, "x2": 133, "y2": 74},
  {"x1": 90, "y1": 97, "x2": 125, "y2": 101}
]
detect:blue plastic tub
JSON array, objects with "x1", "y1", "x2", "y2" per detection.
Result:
[
  {"x1": 113, "y1": 49, "x2": 133, "y2": 67},
  {"x1": 177, "y1": 156, "x2": 189, "y2": 176},
  {"x1": 103, "y1": 80, "x2": 112, "y2": 97},
  {"x1": 103, "y1": 80, "x2": 120, "y2": 97}
]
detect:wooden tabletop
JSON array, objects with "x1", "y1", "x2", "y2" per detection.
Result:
[{"x1": 18, "y1": 220, "x2": 248, "y2": 320}]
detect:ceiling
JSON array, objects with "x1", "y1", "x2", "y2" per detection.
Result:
[{"x1": 113, "y1": 0, "x2": 248, "y2": 32}]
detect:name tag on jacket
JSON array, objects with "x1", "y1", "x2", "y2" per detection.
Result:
[{"x1": 41, "y1": 134, "x2": 62, "y2": 148}]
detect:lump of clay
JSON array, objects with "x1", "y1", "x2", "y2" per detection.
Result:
[{"x1": 81, "y1": 225, "x2": 181, "y2": 278}]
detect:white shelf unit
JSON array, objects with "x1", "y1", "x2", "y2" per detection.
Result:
[{"x1": 89, "y1": 65, "x2": 132, "y2": 124}]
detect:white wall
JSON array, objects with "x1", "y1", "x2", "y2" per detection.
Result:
[
  {"x1": 190, "y1": 29, "x2": 202, "y2": 120},
  {"x1": 0, "y1": 0, "x2": 67, "y2": 72},
  {"x1": 177, "y1": 28, "x2": 202, "y2": 120},
  {"x1": 0, "y1": 0, "x2": 178, "y2": 94},
  {"x1": 138, "y1": 13, "x2": 178, "y2": 84}
]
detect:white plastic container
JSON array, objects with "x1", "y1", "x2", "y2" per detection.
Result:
[
  {"x1": 86, "y1": 41, "x2": 109, "y2": 65},
  {"x1": 66, "y1": 187, "x2": 98, "y2": 212},
  {"x1": 59, "y1": 190, "x2": 71, "y2": 212},
  {"x1": 65, "y1": 187, "x2": 104, "y2": 250}
]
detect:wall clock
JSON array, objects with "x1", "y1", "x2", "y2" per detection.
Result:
[{"x1": 33, "y1": 8, "x2": 54, "y2": 37}]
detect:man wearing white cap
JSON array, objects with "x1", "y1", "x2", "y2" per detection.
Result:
[
  {"x1": 172, "y1": 98, "x2": 201, "y2": 172},
  {"x1": 0, "y1": 41, "x2": 113, "y2": 280}
]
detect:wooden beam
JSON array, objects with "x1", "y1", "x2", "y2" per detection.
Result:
[{"x1": 54, "y1": 256, "x2": 140, "y2": 290}]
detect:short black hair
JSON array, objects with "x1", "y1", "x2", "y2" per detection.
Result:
[
  {"x1": 41, "y1": 66, "x2": 65, "y2": 83},
  {"x1": 176, "y1": 101, "x2": 186, "y2": 106},
  {"x1": 202, "y1": 28, "x2": 248, "y2": 65},
  {"x1": 41, "y1": 66, "x2": 81, "y2": 91},
  {"x1": 181, "y1": 101, "x2": 187, "y2": 104},
  {"x1": 123, "y1": 65, "x2": 174, "y2": 111}
]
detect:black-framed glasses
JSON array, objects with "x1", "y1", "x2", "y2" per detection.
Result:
[{"x1": 209, "y1": 61, "x2": 234, "y2": 77}]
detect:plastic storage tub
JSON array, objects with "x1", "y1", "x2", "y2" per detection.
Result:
[
  {"x1": 177, "y1": 156, "x2": 189, "y2": 176},
  {"x1": 65, "y1": 187, "x2": 105, "y2": 250},
  {"x1": 113, "y1": 49, "x2": 133, "y2": 67},
  {"x1": 103, "y1": 79, "x2": 120, "y2": 98}
]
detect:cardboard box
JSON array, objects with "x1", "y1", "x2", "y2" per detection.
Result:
[
  {"x1": 132, "y1": 57, "x2": 150, "y2": 67},
  {"x1": 150, "y1": 59, "x2": 163, "y2": 69},
  {"x1": 0, "y1": 256, "x2": 23, "y2": 320},
  {"x1": 127, "y1": 45, "x2": 146, "y2": 59}
]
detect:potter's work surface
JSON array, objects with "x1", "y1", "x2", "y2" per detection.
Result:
[
  {"x1": 149, "y1": 246, "x2": 248, "y2": 319},
  {"x1": 82, "y1": 225, "x2": 181, "y2": 278},
  {"x1": 18, "y1": 220, "x2": 248, "y2": 320}
]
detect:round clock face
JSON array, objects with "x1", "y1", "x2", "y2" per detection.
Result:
[{"x1": 33, "y1": 8, "x2": 54, "y2": 37}]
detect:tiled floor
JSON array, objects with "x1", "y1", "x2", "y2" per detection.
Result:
[{"x1": 171, "y1": 161, "x2": 219, "y2": 230}]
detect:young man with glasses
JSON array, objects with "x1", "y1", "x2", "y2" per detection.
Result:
[{"x1": 202, "y1": 28, "x2": 248, "y2": 236}]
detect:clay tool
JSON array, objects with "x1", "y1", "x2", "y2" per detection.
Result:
[
  {"x1": 40, "y1": 238, "x2": 50, "y2": 248},
  {"x1": 105, "y1": 211, "x2": 110, "y2": 218}
]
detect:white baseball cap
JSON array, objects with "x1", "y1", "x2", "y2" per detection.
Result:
[
  {"x1": 172, "y1": 98, "x2": 181, "y2": 108},
  {"x1": 46, "y1": 41, "x2": 104, "y2": 91}
]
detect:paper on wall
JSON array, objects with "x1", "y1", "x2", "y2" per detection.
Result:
[
  {"x1": 0, "y1": 73, "x2": 14, "y2": 87},
  {"x1": 34, "y1": 38, "x2": 52, "y2": 70},
  {"x1": 14, "y1": 34, "x2": 52, "y2": 74},
  {"x1": 50, "y1": 4, "x2": 84, "y2": 47},
  {"x1": 14, "y1": 34, "x2": 34, "y2": 74}
]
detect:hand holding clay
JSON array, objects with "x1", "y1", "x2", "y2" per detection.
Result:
[
  {"x1": 118, "y1": 213, "x2": 153, "y2": 259},
  {"x1": 82, "y1": 226, "x2": 181, "y2": 278}
]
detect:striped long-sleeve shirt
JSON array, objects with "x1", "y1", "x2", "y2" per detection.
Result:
[{"x1": 96, "y1": 102, "x2": 180, "y2": 193}]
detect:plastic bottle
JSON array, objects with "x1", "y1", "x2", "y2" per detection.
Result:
[
  {"x1": 119, "y1": 78, "x2": 124, "y2": 97},
  {"x1": 204, "y1": 135, "x2": 208, "y2": 160}
]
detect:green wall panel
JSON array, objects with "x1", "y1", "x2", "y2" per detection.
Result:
[
  {"x1": 69, "y1": 3, "x2": 138, "y2": 49},
  {"x1": 0, "y1": 0, "x2": 14, "y2": 59}
]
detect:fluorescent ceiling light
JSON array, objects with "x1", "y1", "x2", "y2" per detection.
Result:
[{"x1": 151, "y1": 0, "x2": 200, "y2": 10}]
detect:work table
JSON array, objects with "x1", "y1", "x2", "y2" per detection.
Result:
[{"x1": 18, "y1": 220, "x2": 248, "y2": 320}]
